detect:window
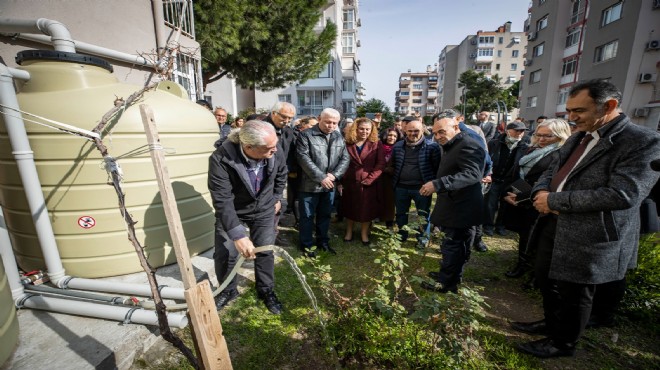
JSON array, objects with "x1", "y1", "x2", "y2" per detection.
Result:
[
  {"x1": 539, "y1": 0, "x2": 546, "y2": 4},
  {"x1": 497, "y1": 50, "x2": 503, "y2": 57},
  {"x1": 601, "y1": 2, "x2": 622, "y2": 26},
  {"x1": 527, "y1": 96, "x2": 538, "y2": 108},
  {"x1": 496, "y1": 63, "x2": 501, "y2": 70},
  {"x1": 412, "y1": 99, "x2": 422, "y2": 104},
  {"x1": 428, "y1": 76, "x2": 438, "y2": 81},
  {"x1": 317, "y1": 61, "x2": 334, "y2": 78},
  {"x1": 412, "y1": 77, "x2": 423, "y2": 81},
  {"x1": 533, "y1": 43, "x2": 545, "y2": 57},
  {"x1": 412, "y1": 91, "x2": 423, "y2": 96},
  {"x1": 561, "y1": 57, "x2": 578, "y2": 76},
  {"x1": 342, "y1": 101, "x2": 355, "y2": 115},
  {"x1": 565, "y1": 28, "x2": 581, "y2": 48},
  {"x1": 499, "y1": 37, "x2": 504, "y2": 44},
  {"x1": 400, "y1": 91, "x2": 410, "y2": 96},
  {"x1": 413, "y1": 84, "x2": 423, "y2": 89},
  {"x1": 570, "y1": 0, "x2": 582, "y2": 24},
  {"x1": 478, "y1": 49, "x2": 493, "y2": 56},
  {"x1": 162, "y1": 0, "x2": 194, "y2": 37},
  {"x1": 529, "y1": 69, "x2": 541, "y2": 84},
  {"x1": 342, "y1": 78, "x2": 354, "y2": 92},
  {"x1": 342, "y1": 33, "x2": 355, "y2": 54},
  {"x1": 536, "y1": 15, "x2": 548, "y2": 31},
  {"x1": 278, "y1": 94, "x2": 291, "y2": 103},
  {"x1": 512, "y1": 50, "x2": 519, "y2": 57},
  {"x1": 297, "y1": 90, "x2": 333, "y2": 116},
  {"x1": 479, "y1": 36, "x2": 495, "y2": 44},
  {"x1": 474, "y1": 64, "x2": 490, "y2": 72},
  {"x1": 172, "y1": 52, "x2": 200, "y2": 101},
  {"x1": 511, "y1": 63, "x2": 518, "y2": 71},
  {"x1": 594, "y1": 40, "x2": 618, "y2": 62},
  {"x1": 343, "y1": 9, "x2": 355, "y2": 30},
  {"x1": 557, "y1": 90, "x2": 569, "y2": 105}
]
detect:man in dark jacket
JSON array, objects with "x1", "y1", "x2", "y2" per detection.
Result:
[
  {"x1": 296, "y1": 108, "x2": 350, "y2": 257},
  {"x1": 420, "y1": 109, "x2": 486, "y2": 293},
  {"x1": 391, "y1": 117, "x2": 441, "y2": 247},
  {"x1": 208, "y1": 120, "x2": 288, "y2": 314},
  {"x1": 516, "y1": 79, "x2": 660, "y2": 358},
  {"x1": 264, "y1": 101, "x2": 297, "y2": 160},
  {"x1": 483, "y1": 121, "x2": 528, "y2": 236}
]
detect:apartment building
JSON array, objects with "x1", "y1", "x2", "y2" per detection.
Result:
[
  {"x1": 210, "y1": 0, "x2": 362, "y2": 119},
  {"x1": 438, "y1": 22, "x2": 527, "y2": 112},
  {"x1": 520, "y1": 0, "x2": 660, "y2": 130},
  {"x1": 395, "y1": 66, "x2": 439, "y2": 118}
]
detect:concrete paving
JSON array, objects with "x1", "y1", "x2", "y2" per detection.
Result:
[{"x1": 0, "y1": 247, "x2": 258, "y2": 370}]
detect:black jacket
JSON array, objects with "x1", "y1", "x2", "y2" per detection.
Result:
[{"x1": 208, "y1": 139, "x2": 287, "y2": 240}]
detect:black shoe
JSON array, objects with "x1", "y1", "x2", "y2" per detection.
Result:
[
  {"x1": 300, "y1": 247, "x2": 316, "y2": 258},
  {"x1": 483, "y1": 227, "x2": 494, "y2": 236},
  {"x1": 216, "y1": 289, "x2": 239, "y2": 310},
  {"x1": 474, "y1": 241, "x2": 488, "y2": 252},
  {"x1": 420, "y1": 280, "x2": 457, "y2": 294},
  {"x1": 505, "y1": 265, "x2": 527, "y2": 278},
  {"x1": 427, "y1": 271, "x2": 441, "y2": 281},
  {"x1": 585, "y1": 317, "x2": 616, "y2": 329},
  {"x1": 343, "y1": 237, "x2": 353, "y2": 243},
  {"x1": 320, "y1": 243, "x2": 337, "y2": 255},
  {"x1": 516, "y1": 337, "x2": 575, "y2": 358},
  {"x1": 361, "y1": 239, "x2": 370, "y2": 246},
  {"x1": 257, "y1": 289, "x2": 283, "y2": 315},
  {"x1": 496, "y1": 227, "x2": 508, "y2": 236},
  {"x1": 510, "y1": 319, "x2": 548, "y2": 335}
]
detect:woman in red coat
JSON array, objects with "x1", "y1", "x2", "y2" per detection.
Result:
[{"x1": 341, "y1": 117, "x2": 386, "y2": 245}]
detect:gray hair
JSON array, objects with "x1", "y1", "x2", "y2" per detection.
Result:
[
  {"x1": 228, "y1": 120, "x2": 275, "y2": 145},
  {"x1": 534, "y1": 118, "x2": 572, "y2": 146},
  {"x1": 320, "y1": 107, "x2": 340, "y2": 120},
  {"x1": 272, "y1": 101, "x2": 296, "y2": 114},
  {"x1": 432, "y1": 109, "x2": 460, "y2": 122}
]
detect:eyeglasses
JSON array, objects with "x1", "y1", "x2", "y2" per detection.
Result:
[
  {"x1": 275, "y1": 111, "x2": 294, "y2": 121},
  {"x1": 533, "y1": 134, "x2": 556, "y2": 139}
]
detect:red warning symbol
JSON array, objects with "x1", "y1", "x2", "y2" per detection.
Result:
[{"x1": 77, "y1": 216, "x2": 96, "y2": 229}]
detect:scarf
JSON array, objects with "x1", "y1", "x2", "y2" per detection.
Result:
[
  {"x1": 405, "y1": 135, "x2": 425, "y2": 147},
  {"x1": 518, "y1": 143, "x2": 559, "y2": 178},
  {"x1": 382, "y1": 143, "x2": 394, "y2": 161}
]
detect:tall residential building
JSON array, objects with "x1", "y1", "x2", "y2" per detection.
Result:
[
  {"x1": 395, "y1": 66, "x2": 439, "y2": 117},
  {"x1": 520, "y1": 0, "x2": 660, "y2": 130},
  {"x1": 438, "y1": 22, "x2": 527, "y2": 113},
  {"x1": 209, "y1": 0, "x2": 361, "y2": 119}
]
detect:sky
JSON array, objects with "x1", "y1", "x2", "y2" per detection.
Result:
[{"x1": 357, "y1": 0, "x2": 531, "y2": 109}]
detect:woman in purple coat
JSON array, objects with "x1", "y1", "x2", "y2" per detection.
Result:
[{"x1": 341, "y1": 117, "x2": 386, "y2": 245}]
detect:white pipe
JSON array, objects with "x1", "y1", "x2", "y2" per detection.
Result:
[
  {"x1": 0, "y1": 205, "x2": 27, "y2": 302},
  {"x1": 20, "y1": 295, "x2": 188, "y2": 328},
  {"x1": 14, "y1": 33, "x2": 157, "y2": 69},
  {"x1": 64, "y1": 277, "x2": 185, "y2": 300},
  {"x1": 0, "y1": 18, "x2": 75, "y2": 52},
  {"x1": 0, "y1": 62, "x2": 67, "y2": 284},
  {"x1": 7, "y1": 67, "x2": 30, "y2": 81}
]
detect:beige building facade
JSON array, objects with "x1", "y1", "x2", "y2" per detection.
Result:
[
  {"x1": 520, "y1": 0, "x2": 660, "y2": 130},
  {"x1": 395, "y1": 66, "x2": 439, "y2": 118}
]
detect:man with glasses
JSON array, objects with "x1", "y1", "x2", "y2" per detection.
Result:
[
  {"x1": 296, "y1": 108, "x2": 350, "y2": 257},
  {"x1": 208, "y1": 120, "x2": 288, "y2": 314},
  {"x1": 390, "y1": 116, "x2": 441, "y2": 247},
  {"x1": 214, "y1": 107, "x2": 231, "y2": 140},
  {"x1": 420, "y1": 109, "x2": 486, "y2": 293},
  {"x1": 265, "y1": 102, "x2": 297, "y2": 160}
]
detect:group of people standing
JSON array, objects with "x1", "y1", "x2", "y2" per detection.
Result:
[{"x1": 204, "y1": 79, "x2": 660, "y2": 360}]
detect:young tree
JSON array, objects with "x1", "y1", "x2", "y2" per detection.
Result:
[
  {"x1": 356, "y1": 98, "x2": 395, "y2": 127},
  {"x1": 455, "y1": 70, "x2": 517, "y2": 121},
  {"x1": 194, "y1": 0, "x2": 337, "y2": 90}
]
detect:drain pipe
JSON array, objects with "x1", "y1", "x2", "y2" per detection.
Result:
[
  {"x1": 0, "y1": 205, "x2": 26, "y2": 302},
  {"x1": 0, "y1": 18, "x2": 75, "y2": 52}
]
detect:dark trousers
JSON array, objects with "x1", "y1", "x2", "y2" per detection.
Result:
[
  {"x1": 394, "y1": 186, "x2": 432, "y2": 241},
  {"x1": 533, "y1": 215, "x2": 562, "y2": 333},
  {"x1": 214, "y1": 216, "x2": 275, "y2": 293},
  {"x1": 437, "y1": 227, "x2": 472, "y2": 289},
  {"x1": 299, "y1": 191, "x2": 334, "y2": 249},
  {"x1": 483, "y1": 181, "x2": 506, "y2": 229}
]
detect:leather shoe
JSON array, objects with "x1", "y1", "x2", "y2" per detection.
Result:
[
  {"x1": 427, "y1": 271, "x2": 441, "y2": 281},
  {"x1": 320, "y1": 243, "x2": 337, "y2": 255},
  {"x1": 420, "y1": 280, "x2": 457, "y2": 294},
  {"x1": 215, "y1": 289, "x2": 239, "y2": 310},
  {"x1": 474, "y1": 241, "x2": 488, "y2": 252},
  {"x1": 257, "y1": 289, "x2": 283, "y2": 315},
  {"x1": 505, "y1": 265, "x2": 527, "y2": 278},
  {"x1": 516, "y1": 337, "x2": 575, "y2": 358},
  {"x1": 483, "y1": 227, "x2": 494, "y2": 236},
  {"x1": 510, "y1": 319, "x2": 548, "y2": 335},
  {"x1": 496, "y1": 227, "x2": 508, "y2": 236}
]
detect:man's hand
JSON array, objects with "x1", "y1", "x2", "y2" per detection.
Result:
[
  {"x1": 533, "y1": 191, "x2": 556, "y2": 214},
  {"x1": 321, "y1": 174, "x2": 335, "y2": 189},
  {"x1": 274, "y1": 200, "x2": 281, "y2": 215},
  {"x1": 504, "y1": 191, "x2": 517, "y2": 205},
  {"x1": 419, "y1": 181, "x2": 436, "y2": 197},
  {"x1": 234, "y1": 237, "x2": 256, "y2": 259},
  {"x1": 482, "y1": 175, "x2": 492, "y2": 183}
]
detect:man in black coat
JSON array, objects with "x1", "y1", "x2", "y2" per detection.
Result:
[
  {"x1": 420, "y1": 109, "x2": 486, "y2": 293},
  {"x1": 208, "y1": 120, "x2": 288, "y2": 314}
]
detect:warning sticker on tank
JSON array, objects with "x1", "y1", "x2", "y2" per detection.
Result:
[{"x1": 77, "y1": 216, "x2": 96, "y2": 229}]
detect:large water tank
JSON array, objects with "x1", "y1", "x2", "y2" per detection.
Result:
[
  {"x1": 0, "y1": 50, "x2": 217, "y2": 277},
  {"x1": 0, "y1": 255, "x2": 19, "y2": 366}
]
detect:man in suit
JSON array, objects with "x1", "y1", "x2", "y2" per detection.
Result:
[
  {"x1": 477, "y1": 110, "x2": 497, "y2": 142},
  {"x1": 516, "y1": 79, "x2": 660, "y2": 357},
  {"x1": 420, "y1": 109, "x2": 486, "y2": 293},
  {"x1": 208, "y1": 120, "x2": 288, "y2": 314}
]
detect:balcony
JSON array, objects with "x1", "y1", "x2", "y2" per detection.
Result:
[
  {"x1": 476, "y1": 55, "x2": 493, "y2": 63},
  {"x1": 399, "y1": 80, "x2": 410, "y2": 88},
  {"x1": 427, "y1": 90, "x2": 438, "y2": 98}
]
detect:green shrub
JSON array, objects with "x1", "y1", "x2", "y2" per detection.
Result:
[{"x1": 621, "y1": 233, "x2": 660, "y2": 324}]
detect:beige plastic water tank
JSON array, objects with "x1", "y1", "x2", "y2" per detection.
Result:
[
  {"x1": 0, "y1": 255, "x2": 19, "y2": 366},
  {"x1": 0, "y1": 50, "x2": 218, "y2": 277}
]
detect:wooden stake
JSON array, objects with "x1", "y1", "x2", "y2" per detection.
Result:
[{"x1": 140, "y1": 104, "x2": 232, "y2": 370}]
